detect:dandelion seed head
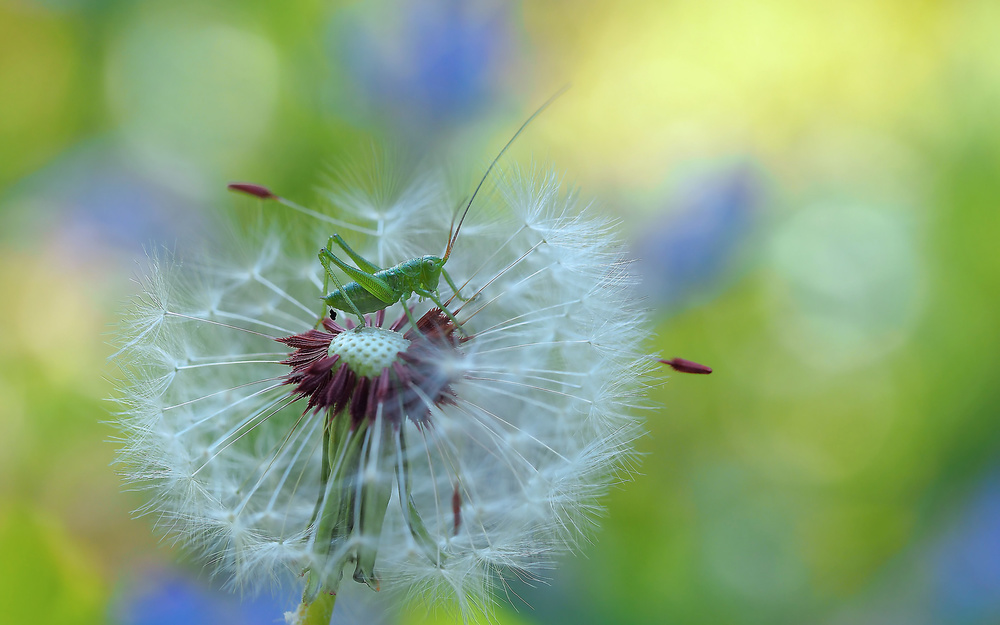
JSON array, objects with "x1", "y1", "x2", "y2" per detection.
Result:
[{"x1": 112, "y1": 162, "x2": 654, "y2": 618}]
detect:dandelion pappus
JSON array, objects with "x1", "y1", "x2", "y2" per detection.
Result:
[{"x1": 229, "y1": 89, "x2": 567, "y2": 333}]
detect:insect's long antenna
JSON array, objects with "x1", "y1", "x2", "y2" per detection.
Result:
[{"x1": 444, "y1": 85, "x2": 570, "y2": 261}]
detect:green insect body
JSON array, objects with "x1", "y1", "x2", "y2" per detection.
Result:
[
  {"x1": 317, "y1": 232, "x2": 465, "y2": 326},
  {"x1": 228, "y1": 88, "x2": 566, "y2": 331},
  {"x1": 323, "y1": 256, "x2": 445, "y2": 315}
]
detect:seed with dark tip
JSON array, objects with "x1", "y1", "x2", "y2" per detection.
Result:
[
  {"x1": 227, "y1": 182, "x2": 276, "y2": 199},
  {"x1": 660, "y1": 358, "x2": 713, "y2": 374},
  {"x1": 452, "y1": 485, "x2": 462, "y2": 535}
]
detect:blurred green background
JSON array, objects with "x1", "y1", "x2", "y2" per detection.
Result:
[{"x1": 2, "y1": 0, "x2": 1000, "y2": 623}]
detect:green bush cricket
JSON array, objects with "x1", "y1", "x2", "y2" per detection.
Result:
[{"x1": 228, "y1": 89, "x2": 566, "y2": 333}]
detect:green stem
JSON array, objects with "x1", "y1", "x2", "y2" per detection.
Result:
[
  {"x1": 293, "y1": 587, "x2": 336, "y2": 625},
  {"x1": 293, "y1": 415, "x2": 362, "y2": 624}
]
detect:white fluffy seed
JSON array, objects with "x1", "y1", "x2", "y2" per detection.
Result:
[{"x1": 111, "y1": 166, "x2": 655, "y2": 619}]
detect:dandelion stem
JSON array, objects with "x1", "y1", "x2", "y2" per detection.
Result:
[
  {"x1": 298, "y1": 414, "x2": 367, "y2": 621},
  {"x1": 293, "y1": 584, "x2": 336, "y2": 625}
]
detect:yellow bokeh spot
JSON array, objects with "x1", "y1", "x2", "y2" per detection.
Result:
[
  {"x1": 525, "y1": 0, "x2": 948, "y2": 188},
  {"x1": 0, "y1": 6, "x2": 78, "y2": 185}
]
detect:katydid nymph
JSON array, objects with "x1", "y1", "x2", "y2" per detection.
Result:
[{"x1": 229, "y1": 90, "x2": 566, "y2": 333}]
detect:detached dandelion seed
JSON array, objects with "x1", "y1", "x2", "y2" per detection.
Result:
[{"x1": 112, "y1": 124, "x2": 658, "y2": 623}]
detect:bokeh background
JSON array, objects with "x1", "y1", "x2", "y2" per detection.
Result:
[{"x1": 2, "y1": 0, "x2": 1000, "y2": 623}]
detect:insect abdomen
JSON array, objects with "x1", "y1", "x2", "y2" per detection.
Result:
[{"x1": 324, "y1": 283, "x2": 388, "y2": 314}]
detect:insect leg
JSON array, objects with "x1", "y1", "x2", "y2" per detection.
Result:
[
  {"x1": 328, "y1": 234, "x2": 381, "y2": 274},
  {"x1": 318, "y1": 250, "x2": 367, "y2": 325},
  {"x1": 441, "y1": 268, "x2": 469, "y2": 302},
  {"x1": 402, "y1": 304, "x2": 423, "y2": 336},
  {"x1": 421, "y1": 289, "x2": 469, "y2": 337},
  {"x1": 317, "y1": 266, "x2": 331, "y2": 328}
]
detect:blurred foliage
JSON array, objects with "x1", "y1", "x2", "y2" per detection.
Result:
[{"x1": 1, "y1": 0, "x2": 999, "y2": 623}]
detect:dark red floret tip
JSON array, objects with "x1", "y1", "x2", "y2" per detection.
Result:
[
  {"x1": 660, "y1": 358, "x2": 713, "y2": 374},
  {"x1": 228, "y1": 182, "x2": 276, "y2": 199}
]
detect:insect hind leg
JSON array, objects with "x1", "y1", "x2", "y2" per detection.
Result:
[
  {"x1": 328, "y1": 234, "x2": 381, "y2": 274},
  {"x1": 319, "y1": 248, "x2": 367, "y2": 326}
]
